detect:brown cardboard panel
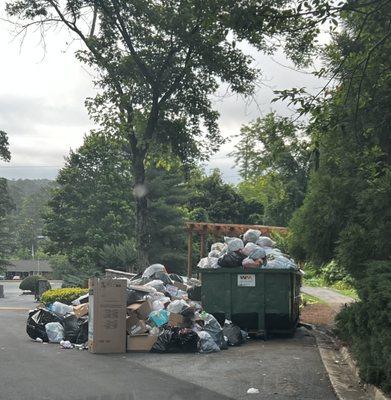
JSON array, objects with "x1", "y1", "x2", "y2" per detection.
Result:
[
  {"x1": 126, "y1": 300, "x2": 152, "y2": 320},
  {"x1": 73, "y1": 303, "x2": 89, "y2": 318},
  {"x1": 88, "y1": 278, "x2": 127, "y2": 354},
  {"x1": 126, "y1": 315, "x2": 147, "y2": 335},
  {"x1": 126, "y1": 334, "x2": 158, "y2": 352},
  {"x1": 168, "y1": 313, "x2": 184, "y2": 327}
]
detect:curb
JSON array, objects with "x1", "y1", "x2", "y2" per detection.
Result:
[
  {"x1": 339, "y1": 346, "x2": 390, "y2": 400},
  {"x1": 309, "y1": 325, "x2": 390, "y2": 400}
]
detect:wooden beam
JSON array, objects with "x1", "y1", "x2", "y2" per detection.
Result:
[
  {"x1": 187, "y1": 230, "x2": 193, "y2": 278},
  {"x1": 185, "y1": 221, "x2": 288, "y2": 236}
]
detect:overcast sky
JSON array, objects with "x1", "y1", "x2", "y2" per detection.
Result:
[{"x1": 0, "y1": 2, "x2": 325, "y2": 183}]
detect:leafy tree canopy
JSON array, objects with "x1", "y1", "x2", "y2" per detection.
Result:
[
  {"x1": 6, "y1": 0, "x2": 331, "y2": 268},
  {"x1": 233, "y1": 112, "x2": 311, "y2": 226}
]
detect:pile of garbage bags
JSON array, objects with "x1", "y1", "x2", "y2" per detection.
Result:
[
  {"x1": 26, "y1": 302, "x2": 89, "y2": 349},
  {"x1": 26, "y1": 264, "x2": 247, "y2": 354},
  {"x1": 197, "y1": 229, "x2": 298, "y2": 271}
]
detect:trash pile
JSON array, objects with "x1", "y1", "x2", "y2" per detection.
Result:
[
  {"x1": 26, "y1": 263, "x2": 247, "y2": 354},
  {"x1": 197, "y1": 229, "x2": 298, "y2": 270}
]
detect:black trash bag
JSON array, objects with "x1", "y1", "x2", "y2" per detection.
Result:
[
  {"x1": 174, "y1": 329, "x2": 199, "y2": 353},
  {"x1": 169, "y1": 274, "x2": 183, "y2": 283},
  {"x1": 188, "y1": 285, "x2": 201, "y2": 301},
  {"x1": 223, "y1": 323, "x2": 244, "y2": 346},
  {"x1": 217, "y1": 251, "x2": 246, "y2": 268},
  {"x1": 63, "y1": 315, "x2": 88, "y2": 344},
  {"x1": 71, "y1": 293, "x2": 89, "y2": 306},
  {"x1": 126, "y1": 288, "x2": 146, "y2": 305},
  {"x1": 180, "y1": 307, "x2": 195, "y2": 328},
  {"x1": 151, "y1": 328, "x2": 199, "y2": 353},
  {"x1": 151, "y1": 330, "x2": 173, "y2": 353},
  {"x1": 203, "y1": 314, "x2": 224, "y2": 349},
  {"x1": 154, "y1": 271, "x2": 173, "y2": 285},
  {"x1": 26, "y1": 308, "x2": 64, "y2": 342}
]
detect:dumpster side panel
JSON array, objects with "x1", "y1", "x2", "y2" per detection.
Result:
[
  {"x1": 201, "y1": 271, "x2": 231, "y2": 322},
  {"x1": 265, "y1": 272, "x2": 293, "y2": 332},
  {"x1": 231, "y1": 272, "x2": 265, "y2": 332}
]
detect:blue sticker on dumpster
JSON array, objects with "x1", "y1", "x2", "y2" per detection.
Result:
[{"x1": 237, "y1": 274, "x2": 256, "y2": 287}]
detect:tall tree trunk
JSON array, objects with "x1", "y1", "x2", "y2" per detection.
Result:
[{"x1": 133, "y1": 152, "x2": 149, "y2": 272}]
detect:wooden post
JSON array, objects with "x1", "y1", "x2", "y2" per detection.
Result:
[
  {"x1": 200, "y1": 233, "x2": 206, "y2": 259},
  {"x1": 187, "y1": 230, "x2": 193, "y2": 278}
]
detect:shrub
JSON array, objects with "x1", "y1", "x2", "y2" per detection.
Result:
[
  {"x1": 19, "y1": 275, "x2": 50, "y2": 294},
  {"x1": 335, "y1": 261, "x2": 391, "y2": 394},
  {"x1": 41, "y1": 287, "x2": 89, "y2": 305},
  {"x1": 322, "y1": 260, "x2": 353, "y2": 286}
]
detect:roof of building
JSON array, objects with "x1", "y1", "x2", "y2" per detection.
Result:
[{"x1": 6, "y1": 260, "x2": 52, "y2": 273}]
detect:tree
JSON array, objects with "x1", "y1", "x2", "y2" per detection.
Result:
[
  {"x1": 44, "y1": 132, "x2": 190, "y2": 274},
  {"x1": 186, "y1": 169, "x2": 263, "y2": 224},
  {"x1": 0, "y1": 130, "x2": 12, "y2": 266},
  {"x1": 233, "y1": 113, "x2": 311, "y2": 226},
  {"x1": 44, "y1": 133, "x2": 135, "y2": 274},
  {"x1": 7, "y1": 0, "x2": 326, "y2": 268},
  {"x1": 288, "y1": 1, "x2": 391, "y2": 274}
]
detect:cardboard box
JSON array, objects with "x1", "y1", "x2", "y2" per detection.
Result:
[
  {"x1": 127, "y1": 300, "x2": 152, "y2": 321},
  {"x1": 127, "y1": 334, "x2": 158, "y2": 352},
  {"x1": 88, "y1": 278, "x2": 127, "y2": 354},
  {"x1": 168, "y1": 312, "x2": 184, "y2": 327},
  {"x1": 173, "y1": 281, "x2": 188, "y2": 292},
  {"x1": 73, "y1": 303, "x2": 89, "y2": 318},
  {"x1": 126, "y1": 315, "x2": 147, "y2": 336}
]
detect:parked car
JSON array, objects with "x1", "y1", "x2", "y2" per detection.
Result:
[
  {"x1": 12, "y1": 275, "x2": 21, "y2": 280},
  {"x1": 0, "y1": 275, "x2": 5, "y2": 280}
]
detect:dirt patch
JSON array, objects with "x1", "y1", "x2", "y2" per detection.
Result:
[{"x1": 300, "y1": 303, "x2": 337, "y2": 328}]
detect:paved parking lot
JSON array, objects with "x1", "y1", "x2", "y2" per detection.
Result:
[{"x1": 0, "y1": 281, "x2": 337, "y2": 400}]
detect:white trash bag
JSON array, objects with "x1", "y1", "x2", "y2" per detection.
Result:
[
  {"x1": 51, "y1": 301, "x2": 73, "y2": 316},
  {"x1": 45, "y1": 322, "x2": 64, "y2": 343},
  {"x1": 197, "y1": 331, "x2": 221, "y2": 353},
  {"x1": 226, "y1": 238, "x2": 244, "y2": 252},
  {"x1": 142, "y1": 264, "x2": 166, "y2": 279},
  {"x1": 243, "y1": 229, "x2": 262, "y2": 244},
  {"x1": 256, "y1": 236, "x2": 276, "y2": 247},
  {"x1": 242, "y1": 242, "x2": 261, "y2": 256},
  {"x1": 167, "y1": 299, "x2": 189, "y2": 314}
]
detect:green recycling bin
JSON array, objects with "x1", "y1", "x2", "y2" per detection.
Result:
[{"x1": 199, "y1": 267, "x2": 301, "y2": 336}]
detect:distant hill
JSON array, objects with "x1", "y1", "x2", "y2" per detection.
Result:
[{"x1": 6, "y1": 179, "x2": 54, "y2": 211}]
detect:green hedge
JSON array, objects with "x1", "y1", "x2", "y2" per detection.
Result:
[
  {"x1": 19, "y1": 275, "x2": 50, "y2": 294},
  {"x1": 41, "y1": 288, "x2": 89, "y2": 305},
  {"x1": 335, "y1": 261, "x2": 391, "y2": 394}
]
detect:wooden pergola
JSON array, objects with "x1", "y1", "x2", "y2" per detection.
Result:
[{"x1": 186, "y1": 221, "x2": 288, "y2": 277}]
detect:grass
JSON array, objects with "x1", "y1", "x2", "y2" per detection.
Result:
[
  {"x1": 301, "y1": 293, "x2": 324, "y2": 307},
  {"x1": 303, "y1": 275, "x2": 358, "y2": 299}
]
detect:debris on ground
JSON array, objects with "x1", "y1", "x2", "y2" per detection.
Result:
[{"x1": 25, "y1": 229, "x2": 302, "y2": 355}]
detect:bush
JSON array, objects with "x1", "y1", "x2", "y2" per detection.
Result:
[
  {"x1": 41, "y1": 288, "x2": 89, "y2": 305},
  {"x1": 19, "y1": 275, "x2": 50, "y2": 294},
  {"x1": 335, "y1": 261, "x2": 391, "y2": 394},
  {"x1": 322, "y1": 260, "x2": 353, "y2": 286}
]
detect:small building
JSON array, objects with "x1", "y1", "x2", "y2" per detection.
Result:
[{"x1": 5, "y1": 260, "x2": 53, "y2": 279}]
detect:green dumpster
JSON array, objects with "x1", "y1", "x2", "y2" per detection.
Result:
[{"x1": 199, "y1": 267, "x2": 301, "y2": 337}]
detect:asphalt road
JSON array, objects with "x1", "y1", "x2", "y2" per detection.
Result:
[
  {"x1": 301, "y1": 286, "x2": 354, "y2": 312},
  {"x1": 0, "y1": 281, "x2": 337, "y2": 400}
]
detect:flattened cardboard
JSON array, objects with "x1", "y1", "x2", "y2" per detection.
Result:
[
  {"x1": 126, "y1": 315, "x2": 147, "y2": 336},
  {"x1": 88, "y1": 278, "x2": 127, "y2": 354},
  {"x1": 126, "y1": 300, "x2": 152, "y2": 320},
  {"x1": 73, "y1": 303, "x2": 89, "y2": 318},
  {"x1": 126, "y1": 334, "x2": 158, "y2": 352},
  {"x1": 168, "y1": 312, "x2": 184, "y2": 327}
]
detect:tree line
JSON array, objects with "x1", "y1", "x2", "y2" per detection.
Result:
[{"x1": 1, "y1": 0, "x2": 390, "y2": 391}]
